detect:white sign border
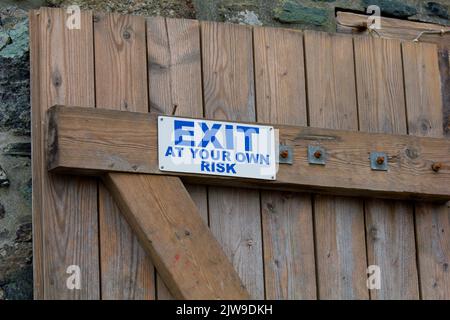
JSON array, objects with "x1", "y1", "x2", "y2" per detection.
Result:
[{"x1": 157, "y1": 115, "x2": 277, "y2": 181}]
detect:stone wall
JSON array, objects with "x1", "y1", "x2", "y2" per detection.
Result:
[
  {"x1": 0, "y1": 5, "x2": 33, "y2": 300},
  {"x1": 0, "y1": 0, "x2": 448, "y2": 300}
]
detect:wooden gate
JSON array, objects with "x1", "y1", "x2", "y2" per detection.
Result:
[{"x1": 31, "y1": 7, "x2": 450, "y2": 299}]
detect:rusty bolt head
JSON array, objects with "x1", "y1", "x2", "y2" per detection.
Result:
[
  {"x1": 432, "y1": 162, "x2": 442, "y2": 172},
  {"x1": 376, "y1": 156, "x2": 385, "y2": 165},
  {"x1": 280, "y1": 150, "x2": 289, "y2": 159},
  {"x1": 314, "y1": 150, "x2": 322, "y2": 159}
]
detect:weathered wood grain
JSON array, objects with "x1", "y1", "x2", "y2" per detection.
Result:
[
  {"x1": 207, "y1": 188, "x2": 263, "y2": 299},
  {"x1": 314, "y1": 198, "x2": 368, "y2": 299},
  {"x1": 354, "y1": 38, "x2": 407, "y2": 134},
  {"x1": 414, "y1": 203, "x2": 450, "y2": 299},
  {"x1": 93, "y1": 12, "x2": 155, "y2": 300},
  {"x1": 304, "y1": 30, "x2": 368, "y2": 299},
  {"x1": 364, "y1": 200, "x2": 418, "y2": 299},
  {"x1": 260, "y1": 191, "x2": 316, "y2": 299},
  {"x1": 33, "y1": 9, "x2": 450, "y2": 300},
  {"x1": 32, "y1": 7, "x2": 100, "y2": 299},
  {"x1": 354, "y1": 36, "x2": 419, "y2": 299},
  {"x1": 403, "y1": 41, "x2": 450, "y2": 299},
  {"x1": 254, "y1": 26, "x2": 316, "y2": 299},
  {"x1": 147, "y1": 17, "x2": 203, "y2": 118},
  {"x1": 253, "y1": 27, "x2": 307, "y2": 125},
  {"x1": 102, "y1": 173, "x2": 250, "y2": 300},
  {"x1": 201, "y1": 21, "x2": 264, "y2": 299},
  {"x1": 337, "y1": 12, "x2": 450, "y2": 139},
  {"x1": 402, "y1": 42, "x2": 443, "y2": 138},
  {"x1": 440, "y1": 48, "x2": 450, "y2": 137},
  {"x1": 47, "y1": 105, "x2": 450, "y2": 202},
  {"x1": 147, "y1": 16, "x2": 207, "y2": 300},
  {"x1": 98, "y1": 184, "x2": 155, "y2": 299}
]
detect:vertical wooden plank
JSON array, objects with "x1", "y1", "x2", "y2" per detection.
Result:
[
  {"x1": 260, "y1": 192, "x2": 316, "y2": 299},
  {"x1": 440, "y1": 46, "x2": 450, "y2": 137},
  {"x1": 154, "y1": 183, "x2": 208, "y2": 299},
  {"x1": 147, "y1": 17, "x2": 203, "y2": 118},
  {"x1": 35, "y1": 8, "x2": 100, "y2": 299},
  {"x1": 207, "y1": 188, "x2": 263, "y2": 299},
  {"x1": 313, "y1": 198, "x2": 367, "y2": 299},
  {"x1": 402, "y1": 42, "x2": 443, "y2": 137},
  {"x1": 354, "y1": 38, "x2": 408, "y2": 134},
  {"x1": 304, "y1": 31, "x2": 369, "y2": 299},
  {"x1": 147, "y1": 16, "x2": 207, "y2": 221},
  {"x1": 147, "y1": 16, "x2": 207, "y2": 300},
  {"x1": 254, "y1": 27, "x2": 307, "y2": 126},
  {"x1": 402, "y1": 42, "x2": 450, "y2": 299},
  {"x1": 354, "y1": 36, "x2": 419, "y2": 299},
  {"x1": 254, "y1": 26, "x2": 316, "y2": 299},
  {"x1": 201, "y1": 22, "x2": 256, "y2": 121},
  {"x1": 414, "y1": 204, "x2": 450, "y2": 299},
  {"x1": 29, "y1": 10, "x2": 44, "y2": 300},
  {"x1": 201, "y1": 21, "x2": 264, "y2": 299},
  {"x1": 94, "y1": 12, "x2": 155, "y2": 300},
  {"x1": 98, "y1": 185, "x2": 155, "y2": 299}
]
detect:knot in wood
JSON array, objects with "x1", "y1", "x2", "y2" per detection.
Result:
[{"x1": 123, "y1": 30, "x2": 131, "y2": 40}]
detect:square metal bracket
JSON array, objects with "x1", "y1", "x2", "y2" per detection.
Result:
[
  {"x1": 279, "y1": 145, "x2": 293, "y2": 165},
  {"x1": 370, "y1": 152, "x2": 388, "y2": 171},
  {"x1": 308, "y1": 145, "x2": 326, "y2": 165}
]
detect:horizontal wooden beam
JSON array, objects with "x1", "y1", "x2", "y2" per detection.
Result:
[
  {"x1": 47, "y1": 106, "x2": 450, "y2": 202},
  {"x1": 103, "y1": 172, "x2": 249, "y2": 299}
]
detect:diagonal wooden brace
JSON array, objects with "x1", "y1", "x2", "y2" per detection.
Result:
[{"x1": 102, "y1": 172, "x2": 249, "y2": 299}]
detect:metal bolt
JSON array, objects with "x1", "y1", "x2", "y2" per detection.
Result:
[
  {"x1": 432, "y1": 162, "x2": 442, "y2": 172},
  {"x1": 308, "y1": 146, "x2": 326, "y2": 165},
  {"x1": 280, "y1": 150, "x2": 289, "y2": 159},
  {"x1": 376, "y1": 156, "x2": 385, "y2": 165}
]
